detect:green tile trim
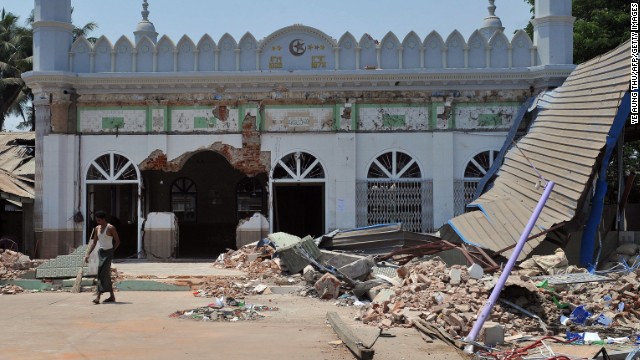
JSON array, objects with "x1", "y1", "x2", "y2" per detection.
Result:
[
  {"x1": 333, "y1": 104, "x2": 340, "y2": 130},
  {"x1": 102, "y1": 117, "x2": 124, "y2": 129},
  {"x1": 115, "y1": 280, "x2": 190, "y2": 291},
  {"x1": 148, "y1": 106, "x2": 169, "y2": 132},
  {"x1": 194, "y1": 116, "x2": 217, "y2": 128},
  {"x1": 382, "y1": 114, "x2": 406, "y2": 127},
  {"x1": 478, "y1": 113, "x2": 503, "y2": 126}
]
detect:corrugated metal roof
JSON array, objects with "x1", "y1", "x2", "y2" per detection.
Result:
[
  {"x1": 441, "y1": 41, "x2": 631, "y2": 261},
  {"x1": 0, "y1": 132, "x2": 35, "y2": 200}
]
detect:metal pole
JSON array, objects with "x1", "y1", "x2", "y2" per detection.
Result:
[{"x1": 464, "y1": 181, "x2": 555, "y2": 352}]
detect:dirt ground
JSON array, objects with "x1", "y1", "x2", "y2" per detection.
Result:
[{"x1": 0, "y1": 290, "x2": 466, "y2": 360}]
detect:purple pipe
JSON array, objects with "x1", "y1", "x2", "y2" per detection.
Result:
[{"x1": 464, "y1": 181, "x2": 555, "y2": 350}]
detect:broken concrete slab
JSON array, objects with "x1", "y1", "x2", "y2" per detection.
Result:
[
  {"x1": 269, "y1": 233, "x2": 321, "y2": 274},
  {"x1": 327, "y1": 311, "x2": 375, "y2": 360},
  {"x1": 338, "y1": 256, "x2": 375, "y2": 281}
]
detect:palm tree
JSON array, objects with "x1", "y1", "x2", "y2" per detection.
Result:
[
  {"x1": 0, "y1": 8, "x2": 33, "y2": 131},
  {"x1": 0, "y1": 7, "x2": 99, "y2": 131}
]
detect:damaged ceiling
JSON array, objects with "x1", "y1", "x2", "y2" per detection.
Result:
[
  {"x1": 0, "y1": 133, "x2": 35, "y2": 203},
  {"x1": 440, "y1": 40, "x2": 632, "y2": 261}
]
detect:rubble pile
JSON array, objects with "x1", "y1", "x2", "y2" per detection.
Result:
[
  {"x1": 0, "y1": 249, "x2": 42, "y2": 280},
  {"x1": 356, "y1": 258, "x2": 640, "y2": 341},
  {"x1": 207, "y1": 236, "x2": 640, "y2": 343},
  {"x1": 602, "y1": 243, "x2": 640, "y2": 271},
  {"x1": 213, "y1": 245, "x2": 280, "y2": 279},
  {"x1": 0, "y1": 283, "x2": 24, "y2": 295}
]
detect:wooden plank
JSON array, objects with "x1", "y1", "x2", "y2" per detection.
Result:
[
  {"x1": 539, "y1": 91, "x2": 625, "y2": 105},
  {"x1": 524, "y1": 132, "x2": 605, "y2": 151},
  {"x1": 554, "y1": 77, "x2": 629, "y2": 94},
  {"x1": 515, "y1": 144, "x2": 597, "y2": 172},
  {"x1": 499, "y1": 159, "x2": 586, "y2": 200},
  {"x1": 561, "y1": 62, "x2": 628, "y2": 87},
  {"x1": 530, "y1": 122, "x2": 612, "y2": 135},
  {"x1": 505, "y1": 147, "x2": 594, "y2": 178},
  {"x1": 518, "y1": 138, "x2": 599, "y2": 160},
  {"x1": 326, "y1": 312, "x2": 375, "y2": 360},
  {"x1": 535, "y1": 108, "x2": 619, "y2": 118},
  {"x1": 551, "y1": 84, "x2": 628, "y2": 98},
  {"x1": 497, "y1": 172, "x2": 577, "y2": 219},
  {"x1": 566, "y1": 43, "x2": 629, "y2": 77}
]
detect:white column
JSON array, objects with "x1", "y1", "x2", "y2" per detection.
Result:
[
  {"x1": 333, "y1": 133, "x2": 357, "y2": 230},
  {"x1": 432, "y1": 132, "x2": 455, "y2": 228}
]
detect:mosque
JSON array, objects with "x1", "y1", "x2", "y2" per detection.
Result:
[{"x1": 23, "y1": 0, "x2": 575, "y2": 258}]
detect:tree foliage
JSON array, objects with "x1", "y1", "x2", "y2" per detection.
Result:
[
  {"x1": 523, "y1": 0, "x2": 630, "y2": 64},
  {"x1": 0, "y1": 7, "x2": 98, "y2": 131},
  {"x1": 0, "y1": 8, "x2": 33, "y2": 131}
]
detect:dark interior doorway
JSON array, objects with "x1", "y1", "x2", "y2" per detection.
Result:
[
  {"x1": 86, "y1": 184, "x2": 138, "y2": 259},
  {"x1": 142, "y1": 151, "x2": 247, "y2": 258},
  {"x1": 273, "y1": 184, "x2": 324, "y2": 238}
]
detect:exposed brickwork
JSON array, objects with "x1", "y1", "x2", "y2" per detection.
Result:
[{"x1": 138, "y1": 114, "x2": 269, "y2": 176}]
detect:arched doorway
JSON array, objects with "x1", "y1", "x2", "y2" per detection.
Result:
[
  {"x1": 85, "y1": 152, "x2": 142, "y2": 258},
  {"x1": 272, "y1": 151, "x2": 326, "y2": 238},
  {"x1": 141, "y1": 151, "x2": 255, "y2": 258},
  {"x1": 358, "y1": 150, "x2": 432, "y2": 232}
]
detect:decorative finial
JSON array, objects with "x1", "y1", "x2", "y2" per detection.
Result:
[
  {"x1": 488, "y1": 0, "x2": 496, "y2": 16},
  {"x1": 141, "y1": 0, "x2": 150, "y2": 21}
]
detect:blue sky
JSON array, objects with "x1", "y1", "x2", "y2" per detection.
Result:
[{"x1": 2, "y1": 0, "x2": 533, "y2": 130}]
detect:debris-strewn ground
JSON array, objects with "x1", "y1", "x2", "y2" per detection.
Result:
[
  {"x1": 208, "y1": 243, "x2": 640, "y2": 345},
  {"x1": 0, "y1": 249, "x2": 43, "y2": 280}
]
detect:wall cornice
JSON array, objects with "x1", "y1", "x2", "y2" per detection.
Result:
[{"x1": 23, "y1": 66, "x2": 574, "y2": 95}]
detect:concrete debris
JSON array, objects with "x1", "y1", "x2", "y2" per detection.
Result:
[
  {"x1": 208, "y1": 235, "x2": 640, "y2": 345},
  {"x1": 315, "y1": 273, "x2": 341, "y2": 299},
  {"x1": 0, "y1": 249, "x2": 43, "y2": 280},
  {"x1": 0, "y1": 284, "x2": 25, "y2": 294}
]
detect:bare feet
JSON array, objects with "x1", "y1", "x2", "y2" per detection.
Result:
[
  {"x1": 92, "y1": 297, "x2": 100, "y2": 304},
  {"x1": 102, "y1": 297, "x2": 116, "y2": 303}
]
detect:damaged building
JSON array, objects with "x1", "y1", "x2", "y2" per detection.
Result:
[{"x1": 23, "y1": 0, "x2": 576, "y2": 259}]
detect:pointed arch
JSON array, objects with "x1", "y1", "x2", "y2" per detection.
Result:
[
  {"x1": 71, "y1": 36, "x2": 92, "y2": 73},
  {"x1": 197, "y1": 34, "x2": 216, "y2": 71},
  {"x1": 359, "y1": 33, "x2": 377, "y2": 69},
  {"x1": 511, "y1": 30, "x2": 533, "y2": 68},
  {"x1": 380, "y1": 31, "x2": 400, "y2": 69},
  {"x1": 93, "y1": 36, "x2": 113, "y2": 73},
  {"x1": 338, "y1": 32, "x2": 357, "y2": 70},
  {"x1": 114, "y1": 36, "x2": 134, "y2": 72},
  {"x1": 238, "y1": 32, "x2": 257, "y2": 71},
  {"x1": 424, "y1": 31, "x2": 444, "y2": 69},
  {"x1": 258, "y1": 24, "x2": 337, "y2": 52},
  {"x1": 467, "y1": 30, "x2": 487, "y2": 68},
  {"x1": 489, "y1": 31, "x2": 509, "y2": 68},
  {"x1": 401, "y1": 31, "x2": 421, "y2": 69},
  {"x1": 157, "y1": 35, "x2": 176, "y2": 72},
  {"x1": 177, "y1": 35, "x2": 196, "y2": 72},
  {"x1": 445, "y1": 30, "x2": 465, "y2": 68},
  {"x1": 135, "y1": 35, "x2": 155, "y2": 72},
  {"x1": 218, "y1": 33, "x2": 237, "y2": 71}
]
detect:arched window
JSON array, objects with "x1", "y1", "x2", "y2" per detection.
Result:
[
  {"x1": 464, "y1": 150, "x2": 498, "y2": 179},
  {"x1": 359, "y1": 150, "x2": 432, "y2": 232},
  {"x1": 273, "y1": 151, "x2": 325, "y2": 181},
  {"x1": 87, "y1": 153, "x2": 138, "y2": 182},
  {"x1": 171, "y1": 177, "x2": 197, "y2": 222},
  {"x1": 455, "y1": 150, "x2": 499, "y2": 215}
]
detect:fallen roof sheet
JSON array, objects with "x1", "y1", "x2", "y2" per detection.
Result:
[
  {"x1": 440, "y1": 41, "x2": 631, "y2": 261},
  {"x1": 320, "y1": 223, "x2": 441, "y2": 255}
]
